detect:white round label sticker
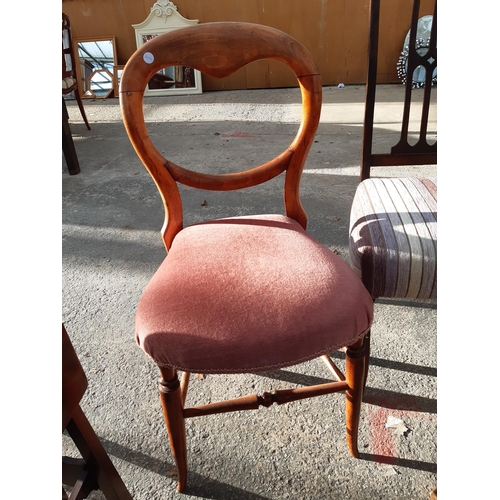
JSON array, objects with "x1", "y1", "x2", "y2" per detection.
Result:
[{"x1": 143, "y1": 52, "x2": 154, "y2": 64}]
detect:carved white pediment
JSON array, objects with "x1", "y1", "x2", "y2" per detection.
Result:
[
  {"x1": 132, "y1": 1, "x2": 198, "y2": 32},
  {"x1": 151, "y1": 1, "x2": 178, "y2": 22},
  {"x1": 131, "y1": 1, "x2": 202, "y2": 96}
]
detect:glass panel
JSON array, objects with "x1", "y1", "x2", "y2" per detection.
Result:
[{"x1": 141, "y1": 33, "x2": 198, "y2": 91}]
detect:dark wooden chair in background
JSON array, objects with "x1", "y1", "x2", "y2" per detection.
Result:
[
  {"x1": 62, "y1": 324, "x2": 133, "y2": 500},
  {"x1": 120, "y1": 22, "x2": 374, "y2": 493},
  {"x1": 62, "y1": 13, "x2": 91, "y2": 131},
  {"x1": 348, "y1": 0, "x2": 437, "y2": 384}
]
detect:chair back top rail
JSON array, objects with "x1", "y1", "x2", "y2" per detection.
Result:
[
  {"x1": 120, "y1": 22, "x2": 322, "y2": 249},
  {"x1": 361, "y1": 0, "x2": 437, "y2": 181}
]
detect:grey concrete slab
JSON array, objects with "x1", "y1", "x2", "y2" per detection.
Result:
[{"x1": 62, "y1": 84, "x2": 437, "y2": 499}]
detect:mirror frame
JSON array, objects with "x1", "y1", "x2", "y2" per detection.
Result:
[
  {"x1": 74, "y1": 36, "x2": 117, "y2": 99},
  {"x1": 132, "y1": 1, "x2": 203, "y2": 96},
  {"x1": 397, "y1": 15, "x2": 436, "y2": 88},
  {"x1": 113, "y1": 65, "x2": 125, "y2": 96}
]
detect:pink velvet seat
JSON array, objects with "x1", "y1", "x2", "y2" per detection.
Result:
[
  {"x1": 120, "y1": 22, "x2": 374, "y2": 492},
  {"x1": 136, "y1": 214, "x2": 373, "y2": 374}
]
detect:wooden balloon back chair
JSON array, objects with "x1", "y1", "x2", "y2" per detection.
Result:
[
  {"x1": 120, "y1": 22, "x2": 373, "y2": 492},
  {"x1": 62, "y1": 13, "x2": 91, "y2": 130},
  {"x1": 349, "y1": 0, "x2": 437, "y2": 382}
]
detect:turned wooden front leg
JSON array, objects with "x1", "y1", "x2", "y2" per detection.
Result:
[
  {"x1": 345, "y1": 337, "x2": 366, "y2": 458},
  {"x1": 158, "y1": 367, "x2": 188, "y2": 492}
]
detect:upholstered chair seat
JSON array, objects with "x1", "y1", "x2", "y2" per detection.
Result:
[
  {"x1": 349, "y1": 178, "x2": 437, "y2": 300},
  {"x1": 136, "y1": 215, "x2": 373, "y2": 374},
  {"x1": 62, "y1": 76, "x2": 77, "y2": 90}
]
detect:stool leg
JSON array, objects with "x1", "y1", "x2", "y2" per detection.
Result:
[
  {"x1": 158, "y1": 367, "x2": 188, "y2": 492},
  {"x1": 345, "y1": 337, "x2": 366, "y2": 457}
]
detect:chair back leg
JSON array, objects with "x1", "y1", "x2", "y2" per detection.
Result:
[{"x1": 75, "y1": 89, "x2": 91, "y2": 130}]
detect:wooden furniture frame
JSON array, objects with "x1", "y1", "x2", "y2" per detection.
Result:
[
  {"x1": 361, "y1": 0, "x2": 437, "y2": 181},
  {"x1": 350, "y1": 0, "x2": 437, "y2": 387},
  {"x1": 112, "y1": 65, "x2": 125, "y2": 97},
  {"x1": 62, "y1": 13, "x2": 90, "y2": 130},
  {"x1": 62, "y1": 324, "x2": 133, "y2": 500},
  {"x1": 62, "y1": 97, "x2": 80, "y2": 175},
  {"x1": 120, "y1": 22, "x2": 372, "y2": 492},
  {"x1": 73, "y1": 36, "x2": 117, "y2": 100}
]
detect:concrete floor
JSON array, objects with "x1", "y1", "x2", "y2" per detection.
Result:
[{"x1": 62, "y1": 84, "x2": 437, "y2": 499}]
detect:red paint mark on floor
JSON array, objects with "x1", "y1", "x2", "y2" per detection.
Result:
[
  {"x1": 368, "y1": 406, "x2": 436, "y2": 463},
  {"x1": 221, "y1": 131, "x2": 257, "y2": 138},
  {"x1": 369, "y1": 407, "x2": 398, "y2": 461}
]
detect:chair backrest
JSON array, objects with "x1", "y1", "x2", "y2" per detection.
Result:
[
  {"x1": 361, "y1": 0, "x2": 437, "y2": 181},
  {"x1": 62, "y1": 13, "x2": 77, "y2": 83},
  {"x1": 120, "y1": 22, "x2": 322, "y2": 250}
]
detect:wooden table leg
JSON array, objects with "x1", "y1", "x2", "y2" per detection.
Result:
[{"x1": 64, "y1": 405, "x2": 133, "y2": 500}]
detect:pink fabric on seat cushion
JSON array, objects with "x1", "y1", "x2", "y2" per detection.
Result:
[{"x1": 135, "y1": 215, "x2": 373, "y2": 373}]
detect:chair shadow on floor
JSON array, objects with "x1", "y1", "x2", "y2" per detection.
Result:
[
  {"x1": 360, "y1": 453, "x2": 437, "y2": 473},
  {"x1": 259, "y1": 353, "x2": 436, "y2": 414},
  {"x1": 83, "y1": 353, "x2": 436, "y2": 499},
  {"x1": 95, "y1": 429, "x2": 436, "y2": 499},
  {"x1": 258, "y1": 355, "x2": 436, "y2": 474},
  {"x1": 90, "y1": 435, "x2": 272, "y2": 500}
]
